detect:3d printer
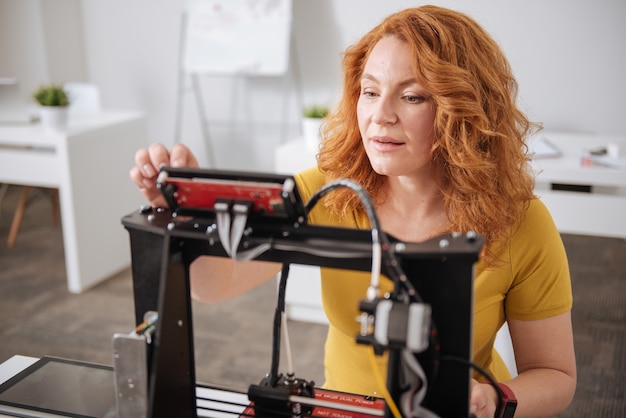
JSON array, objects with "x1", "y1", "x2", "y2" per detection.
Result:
[{"x1": 114, "y1": 167, "x2": 485, "y2": 418}]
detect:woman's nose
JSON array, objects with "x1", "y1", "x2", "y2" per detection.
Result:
[{"x1": 371, "y1": 98, "x2": 398, "y2": 125}]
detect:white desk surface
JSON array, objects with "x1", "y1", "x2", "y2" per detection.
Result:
[
  {"x1": 532, "y1": 131, "x2": 626, "y2": 188},
  {"x1": 0, "y1": 356, "x2": 40, "y2": 418},
  {"x1": 0, "y1": 111, "x2": 143, "y2": 150},
  {"x1": 0, "y1": 355, "x2": 38, "y2": 386}
]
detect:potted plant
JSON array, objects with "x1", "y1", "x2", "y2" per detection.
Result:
[
  {"x1": 302, "y1": 104, "x2": 329, "y2": 150},
  {"x1": 32, "y1": 84, "x2": 71, "y2": 133}
]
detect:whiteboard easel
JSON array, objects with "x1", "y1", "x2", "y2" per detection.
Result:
[{"x1": 174, "y1": 0, "x2": 301, "y2": 167}]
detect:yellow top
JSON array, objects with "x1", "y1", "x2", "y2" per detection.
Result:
[{"x1": 294, "y1": 166, "x2": 573, "y2": 396}]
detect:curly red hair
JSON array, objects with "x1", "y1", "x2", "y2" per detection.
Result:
[{"x1": 317, "y1": 5, "x2": 539, "y2": 265}]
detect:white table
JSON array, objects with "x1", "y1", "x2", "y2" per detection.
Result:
[
  {"x1": 0, "y1": 356, "x2": 38, "y2": 387},
  {"x1": 530, "y1": 131, "x2": 626, "y2": 239},
  {"x1": 275, "y1": 131, "x2": 626, "y2": 324},
  {"x1": 0, "y1": 111, "x2": 148, "y2": 293}
]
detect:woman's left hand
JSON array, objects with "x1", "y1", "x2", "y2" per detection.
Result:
[{"x1": 469, "y1": 378, "x2": 498, "y2": 418}]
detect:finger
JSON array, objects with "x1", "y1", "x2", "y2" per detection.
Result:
[
  {"x1": 129, "y1": 165, "x2": 144, "y2": 189},
  {"x1": 170, "y1": 143, "x2": 199, "y2": 168},
  {"x1": 134, "y1": 147, "x2": 152, "y2": 176},
  {"x1": 129, "y1": 165, "x2": 159, "y2": 199},
  {"x1": 469, "y1": 382, "x2": 484, "y2": 415},
  {"x1": 131, "y1": 152, "x2": 155, "y2": 189},
  {"x1": 130, "y1": 165, "x2": 167, "y2": 207},
  {"x1": 147, "y1": 142, "x2": 172, "y2": 173},
  {"x1": 135, "y1": 143, "x2": 170, "y2": 190},
  {"x1": 134, "y1": 146, "x2": 163, "y2": 180}
]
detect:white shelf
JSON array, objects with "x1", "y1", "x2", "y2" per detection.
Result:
[{"x1": 0, "y1": 77, "x2": 17, "y2": 86}]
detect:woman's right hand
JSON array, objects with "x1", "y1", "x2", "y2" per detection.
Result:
[{"x1": 129, "y1": 142, "x2": 199, "y2": 208}]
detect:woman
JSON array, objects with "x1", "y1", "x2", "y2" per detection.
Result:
[{"x1": 131, "y1": 6, "x2": 576, "y2": 417}]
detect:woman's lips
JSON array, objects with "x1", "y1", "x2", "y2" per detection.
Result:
[{"x1": 371, "y1": 136, "x2": 405, "y2": 151}]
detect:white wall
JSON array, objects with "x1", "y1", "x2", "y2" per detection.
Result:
[
  {"x1": 0, "y1": 0, "x2": 85, "y2": 120},
  {"x1": 325, "y1": 0, "x2": 626, "y2": 135},
  {"x1": 31, "y1": 0, "x2": 626, "y2": 170}
]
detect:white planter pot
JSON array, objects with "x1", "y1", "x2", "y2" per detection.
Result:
[
  {"x1": 302, "y1": 117, "x2": 323, "y2": 150},
  {"x1": 39, "y1": 106, "x2": 69, "y2": 133}
]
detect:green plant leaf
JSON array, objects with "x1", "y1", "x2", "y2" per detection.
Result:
[
  {"x1": 303, "y1": 105, "x2": 329, "y2": 119},
  {"x1": 32, "y1": 84, "x2": 70, "y2": 107}
]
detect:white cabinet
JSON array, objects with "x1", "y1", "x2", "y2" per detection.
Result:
[{"x1": 530, "y1": 132, "x2": 626, "y2": 239}]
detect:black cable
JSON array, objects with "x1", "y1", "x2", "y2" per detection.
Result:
[
  {"x1": 268, "y1": 262, "x2": 290, "y2": 387},
  {"x1": 304, "y1": 178, "x2": 422, "y2": 303},
  {"x1": 441, "y1": 355, "x2": 505, "y2": 417}
]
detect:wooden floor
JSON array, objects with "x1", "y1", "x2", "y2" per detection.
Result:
[{"x1": 0, "y1": 184, "x2": 624, "y2": 417}]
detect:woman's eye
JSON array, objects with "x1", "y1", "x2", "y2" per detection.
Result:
[
  {"x1": 361, "y1": 86, "x2": 375, "y2": 96},
  {"x1": 361, "y1": 89, "x2": 378, "y2": 98},
  {"x1": 405, "y1": 95, "x2": 427, "y2": 104}
]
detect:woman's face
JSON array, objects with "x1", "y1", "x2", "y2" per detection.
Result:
[{"x1": 357, "y1": 36, "x2": 436, "y2": 179}]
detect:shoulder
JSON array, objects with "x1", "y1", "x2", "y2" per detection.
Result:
[
  {"x1": 510, "y1": 198, "x2": 565, "y2": 267},
  {"x1": 512, "y1": 199, "x2": 564, "y2": 256},
  {"x1": 506, "y1": 198, "x2": 573, "y2": 319},
  {"x1": 294, "y1": 167, "x2": 363, "y2": 228},
  {"x1": 519, "y1": 199, "x2": 557, "y2": 233}
]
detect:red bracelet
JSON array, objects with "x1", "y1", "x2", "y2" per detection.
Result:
[{"x1": 482, "y1": 382, "x2": 517, "y2": 418}]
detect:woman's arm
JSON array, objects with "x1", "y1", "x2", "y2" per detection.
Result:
[
  {"x1": 506, "y1": 312, "x2": 577, "y2": 416},
  {"x1": 471, "y1": 312, "x2": 577, "y2": 417},
  {"x1": 189, "y1": 256, "x2": 281, "y2": 303}
]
